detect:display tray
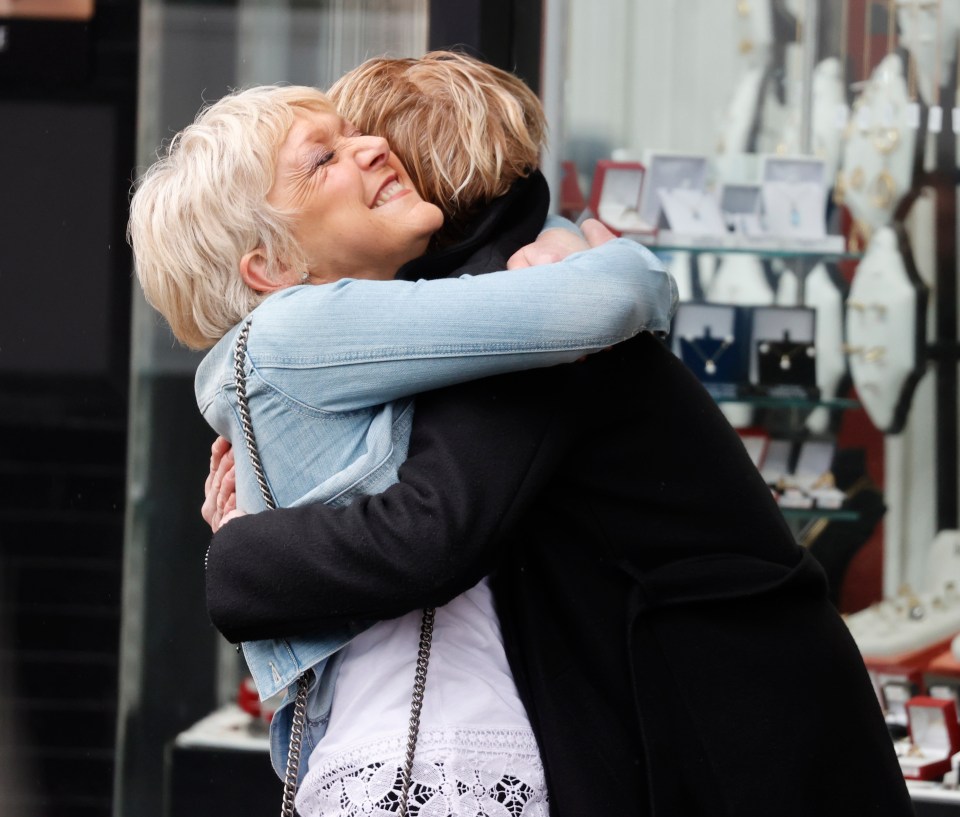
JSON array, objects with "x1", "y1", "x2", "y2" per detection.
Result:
[{"x1": 909, "y1": 780, "x2": 960, "y2": 813}]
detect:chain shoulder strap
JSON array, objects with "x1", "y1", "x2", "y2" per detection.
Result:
[{"x1": 233, "y1": 319, "x2": 435, "y2": 817}]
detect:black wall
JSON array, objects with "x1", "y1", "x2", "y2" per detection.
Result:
[{"x1": 0, "y1": 3, "x2": 139, "y2": 816}]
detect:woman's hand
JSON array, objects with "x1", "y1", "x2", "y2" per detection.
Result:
[
  {"x1": 202, "y1": 437, "x2": 243, "y2": 532},
  {"x1": 506, "y1": 218, "x2": 616, "y2": 269}
]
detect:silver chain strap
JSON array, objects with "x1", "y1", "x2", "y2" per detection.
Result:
[
  {"x1": 233, "y1": 319, "x2": 435, "y2": 817},
  {"x1": 397, "y1": 606, "x2": 435, "y2": 817},
  {"x1": 233, "y1": 320, "x2": 276, "y2": 512}
]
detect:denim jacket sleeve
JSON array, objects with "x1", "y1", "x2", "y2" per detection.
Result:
[
  {"x1": 206, "y1": 355, "x2": 581, "y2": 642},
  {"x1": 244, "y1": 238, "x2": 676, "y2": 412}
]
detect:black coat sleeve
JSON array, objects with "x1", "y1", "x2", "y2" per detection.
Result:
[{"x1": 205, "y1": 364, "x2": 579, "y2": 643}]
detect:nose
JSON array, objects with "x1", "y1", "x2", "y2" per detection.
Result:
[{"x1": 350, "y1": 135, "x2": 390, "y2": 170}]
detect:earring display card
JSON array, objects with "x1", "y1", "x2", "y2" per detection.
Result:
[
  {"x1": 750, "y1": 305, "x2": 818, "y2": 398},
  {"x1": 588, "y1": 160, "x2": 647, "y2": 235},
  {"x1": 671, "y1": 302, "x2": 749, "y2": 397}
]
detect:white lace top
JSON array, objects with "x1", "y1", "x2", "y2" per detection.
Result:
[{"x1": 295, "y1": 578, "x2": 549, "y2": 817}]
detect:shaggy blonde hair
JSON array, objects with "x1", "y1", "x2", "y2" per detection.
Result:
[
  {"x1": 128, "y1": 85, "x2": 334, "y2": 350},
  {"x1": 330, "y1": 50, "x2": 546, "y2": 240}
]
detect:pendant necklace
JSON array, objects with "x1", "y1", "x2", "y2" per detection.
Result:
[
  {"x1": 788, "y1": 192, "x2": 802, "y2": 227},
  {"x1": 759, "y1": 339, "x2": 815, "y2": 370},
  {"x1": 684, "y1": 334, "x2": 735, "y2": 375}
]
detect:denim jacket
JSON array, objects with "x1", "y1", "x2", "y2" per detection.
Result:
[{"x1": 194, "y1": 235, "x2": 676, "y2": 780}]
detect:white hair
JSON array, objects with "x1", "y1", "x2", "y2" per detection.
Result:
[{"x1": 128, "y1": 85, "x2": 335, "y2": 349}]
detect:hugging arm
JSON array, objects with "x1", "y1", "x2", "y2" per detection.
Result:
[
  {"x1": 205, "y1": 362, "x2": 579, "y2": 643},
  {"x1": 244, "y1": 237, "x2": 675, "y2": 414}
]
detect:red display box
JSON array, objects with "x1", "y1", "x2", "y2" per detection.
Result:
[{"x1": 899, "y1": 696, "x2": 960, "y2": 780}]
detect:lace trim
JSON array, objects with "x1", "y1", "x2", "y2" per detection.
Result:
[{"x1": 296, "y1": 727, "x2": 548, "y2": 817}]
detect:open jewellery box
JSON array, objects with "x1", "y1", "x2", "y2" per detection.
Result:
[{"x1": 898, "y1": 696, "x2": 960, "y2": 781}]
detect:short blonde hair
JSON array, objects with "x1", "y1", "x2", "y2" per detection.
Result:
[
  {"x1": 330, "y1": 50, "x2": 546, "y2": 238},
  {"x1": 128, "y1": 85, "x2": 335, "y2": 350}
]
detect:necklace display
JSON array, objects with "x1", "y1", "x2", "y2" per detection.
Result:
[
  {"x1": 682, "y1": 333, "x2": 735, "y2": 375},
  {"x1": 758, "y1": 338, "x2": 816, "y2": 370},
  {"x1": 762, "y1": 178, "x2": 822, "y2": 237},
  {"x1": 840, "y1": 55, "x2": 916, "y2": 235},
  {"x1": 837, "y1": 0, "x2": 918, "y2": 239},
  {"x1": 898, "y1": 0, "x2": 957, "y2": 110}
]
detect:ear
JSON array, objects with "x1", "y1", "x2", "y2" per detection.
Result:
[{"x1": 239, "y1": 247, "x2": 295, "y2": 293}]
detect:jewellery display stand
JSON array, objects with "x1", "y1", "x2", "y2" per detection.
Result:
[
  {"x1": 717, "y1": 65, "x2": 768, "y2": 155},
  {"x1": 845, "y1": 224, "x2": 928, "y2": 434},
  {"x1": 846, "y1": 532, "x2": 960, "y2": 660},
  {"x1": 732, "y1": 0, "x2": 774, "y2": 68},
  {"x1": 774, "y1": 439, "x2": 839, "y2": 510},
  {"x1": 765, "y1": 43, "x2": 847, "y2": 170},
  {"x1": 672, "y1": 302, "x2": 751, "y2": 398},
  {"x1": 659, "y1": 187, "x2": 728, "y2": 239},
  {"x1": 760, "y1": 154, "x2": 845, "y2": 250},
  {"x1": 632, "y1": 151, "x2": 712, "y2": 240},
  {"x1": 748, "y1": 304, "x2": 818, "y2": 397},
  {"x1": 897, "y1": 0, "x2": 960, "y2": 108},
  {"x1": 809, "y1": 56, "x2": 847, "y2": 189},
  {"x1": 777, "y1": 261, "x2": 848, "y2": 433},
  {"x1": 899, "y1": 697, "x2": 960, "y2": 781},
  {"x1": 840, "y1": 53, "x2": 920, "y2": 238},
  {"x1": 840, "y1": 35, "x2": 960, "y2": 794}
]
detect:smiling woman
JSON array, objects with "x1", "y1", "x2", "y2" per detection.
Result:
[{"x1": 248, "y1": 109, "x2": 443, "y2": 290}]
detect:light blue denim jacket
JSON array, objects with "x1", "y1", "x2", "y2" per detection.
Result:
[{"x1": 195, "y1": 234, "x2": 676, "y2": 780}]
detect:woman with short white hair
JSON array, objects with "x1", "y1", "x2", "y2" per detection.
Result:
[{"x1": 129, "y1": 66, "x2": 675, "y2": 816}]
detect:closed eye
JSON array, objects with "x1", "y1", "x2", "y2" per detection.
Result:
[{"x1": 313, "y1": 149, "x2": 335, "y2": 170}]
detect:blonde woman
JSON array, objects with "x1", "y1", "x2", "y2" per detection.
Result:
[{"x1": 129, "y1": 62, "x2": 676, "y2": 816}]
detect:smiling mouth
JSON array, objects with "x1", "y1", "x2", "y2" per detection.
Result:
[{"x1": 373, "y1": 178, "x2": 405, "y2": 208}]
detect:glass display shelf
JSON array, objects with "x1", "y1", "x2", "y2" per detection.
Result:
[
  {"x1": 620, "y1": 230, "x2": 862, "y2": 262},
  {"x1": 780, "y1": 507, "x2": 860, "y2": 522},
  {"x1": 648, "y1": 242, "x2": 863, "y2": 263},
  {"x1": 714, "y1": 394, "x2": 860, "y2": 411}
]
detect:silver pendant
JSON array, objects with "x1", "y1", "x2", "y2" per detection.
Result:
[
  {"x1": 705, "y1": 360, "x2": 717, "y2": 375},
  {"x1": 780, "y1": 355, "x2": 791, "y2": 370}
]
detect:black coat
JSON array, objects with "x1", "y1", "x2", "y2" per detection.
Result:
[{"x1": 206, "y1": 174, "x2": 913, "y2": 816}]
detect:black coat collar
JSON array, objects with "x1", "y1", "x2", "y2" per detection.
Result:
[{"x1": 396, "y1": 170, "x2": 551, "y2": 282}]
